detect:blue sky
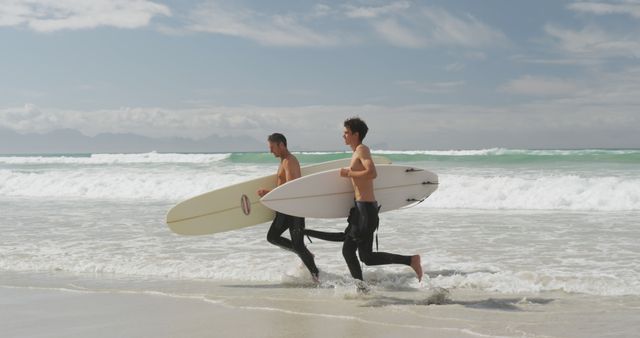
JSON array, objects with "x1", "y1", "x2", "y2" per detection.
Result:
[{"x1": 1, "y1": 0, "x2": 639, "y2": 150}]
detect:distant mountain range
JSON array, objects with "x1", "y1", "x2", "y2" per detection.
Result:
[{"x1": 0, "y1": 128, "x2": 264, "y2": 153}]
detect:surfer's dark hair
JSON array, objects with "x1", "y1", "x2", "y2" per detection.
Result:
[
  {"x1": 268, "y1": 133, "x2": 287, "y2": 147},
  {"x1": 344, "y1": 117, "x2": 368, "y2": 142}
]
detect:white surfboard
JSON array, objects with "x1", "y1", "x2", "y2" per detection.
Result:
[
  {"x1": 260, "y1": 165, "x2": 438, "y2": 218},
  {"x1": 166, "y1": 156, "x2": 391, "y2": 235}
]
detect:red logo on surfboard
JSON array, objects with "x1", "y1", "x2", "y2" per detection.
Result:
[{"x1": 240, "y1": 194, "x2": 251, "y2": 215}]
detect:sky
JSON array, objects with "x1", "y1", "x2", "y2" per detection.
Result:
[{"x1": 1, "y1": 0, "x2": 639, "y2": 151}]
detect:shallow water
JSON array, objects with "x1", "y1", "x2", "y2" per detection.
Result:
[{"x1": 1, "y1": 150, "x2": 639, "y2": 297}]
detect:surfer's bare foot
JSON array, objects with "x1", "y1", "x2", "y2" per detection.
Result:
[{"x1": 411, "y1": 255, "x2": 423, "y2": 282}]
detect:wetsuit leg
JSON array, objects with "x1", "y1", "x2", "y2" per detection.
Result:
[
  {"x1": 304, "y1": 206, "x2": 356, "y2": 242},
  {"x1": 304, "y1": 229, "x2": 346, "y2": 242},
  {"x1": 355, "y1": 202, "x2": 412, "y2": 267},
  {"x1": 289, "y1": 217, "x2": 319, "y2": 275},
  {"x1": 342, "y1": 234, "x2": 363, "y2": 280},
  {"x1": 266, "y1": 212, "x2": 295, "y2": 253}
]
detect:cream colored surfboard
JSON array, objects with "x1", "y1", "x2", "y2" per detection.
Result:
[
  {"x1": 166, "y1": 156, "x2": 391, "y2": 235},
  {"x1": 260, "y1": 165, "x2": 438, "y2": 218}
]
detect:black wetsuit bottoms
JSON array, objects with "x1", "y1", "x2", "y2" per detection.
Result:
[
  {"x1": 306, "y1": 202, "x2": 411, "y2": 281},
  {"x1": 267, "y1": 211, "x2": 318, "y2": 275},
  {"x1": 343, "y1": 201, "x2": 412, "y2": 280}
]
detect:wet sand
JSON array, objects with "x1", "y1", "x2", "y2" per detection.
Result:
[{"x1": 2, "y1": 278, "x2": 639, "y2": 338}]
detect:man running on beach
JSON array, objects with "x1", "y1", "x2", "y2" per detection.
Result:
[
  {"x1": 306, "y1": 117, "x2": 422, "y2": 283},
  {"x1": 257, "y1": 133, "x2": 319, "y2": 282}
]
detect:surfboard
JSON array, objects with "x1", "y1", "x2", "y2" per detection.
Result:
[
  {"x1": 166, "y1": 156, "x2": 392, "y2": 235},
  {"x1": 260, "y1": 165, "x2": 438, "y2": 218}
]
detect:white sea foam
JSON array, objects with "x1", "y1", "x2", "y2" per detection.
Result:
[
  {"x1": 427, "y1": 270, "x2": 640, "y2": 296},
  {"x1": 2, "y1": 243, "x2": 638, "y2": 296},
  {"x1": 2, "y1": 151, "x2": 639, "y2": 298},
  {"x1": 372, "y1": 148, "x2": 640, "y2": 156},
  {"x1": 1, "y1": 197, "x2": 639, "y2": 297},
  {"x1": 2, "y1": 168, "x2": 638, "y2": 210},
  {"x1": 0, "y1": 165, "x2": 271, "y2": 200},
  {"x1": 424, "y1": 174, "x2": 640, "y2": 211},
  {"x1": 0, "y1": 152, "x2": 231, "y2": 164},
  {"x1": 373, "y1": 149, "x2": 502, "y2": 156}
]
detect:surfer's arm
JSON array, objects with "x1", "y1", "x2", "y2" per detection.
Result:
[
  {"x1": 257, "y1": 188, "x2": 270, "y2": 197},
  {"x1": 341, "y1": 147, "x2": 377, "y2": 179},
  {"x1": 283, "y1": 157, "x2": 302, "y2": 182}
]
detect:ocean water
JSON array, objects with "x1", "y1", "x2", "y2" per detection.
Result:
[{"x1": 1, "y1": 149, "x2": 639, "y2": 297}]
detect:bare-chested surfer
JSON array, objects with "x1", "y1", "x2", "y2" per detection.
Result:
[
  {"x1": 257, "y1": 133, "x2": 319, "y2": 282},
  {"x1": 305, "y1": 118, "x2": 422, "y2": 284}
]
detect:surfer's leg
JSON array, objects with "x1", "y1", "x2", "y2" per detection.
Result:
[
  {"x1": 357, "y1": 235, "x2": 422, "y2": 281},
  {"x1": 304, "y1": 229, "x2": 346, "y2": 242},
  {"x1": 342, "y1": 235, "x2": 363, "y2": 280},
  {"x1": 357, "y1": 232, "x2": 411, "y2": 266},
  {"x1": 355, "y1": 203, "x2": 412, "y2": 267},
  {"x1": 290, "y1": 217, "x2": 319, "y2": 276},
  {"x1": 266, "y1": 212, "x2": 295, "y2": 252},
  {"x1": 303, "y1": 207, "x2": 356, "y2": 242}
]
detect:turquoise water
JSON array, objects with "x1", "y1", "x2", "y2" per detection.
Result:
[{"x1": 216, "y1": 148, "x2": 640, "y2": 167}]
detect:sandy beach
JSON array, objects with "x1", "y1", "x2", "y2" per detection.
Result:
[{"x1": 2, "y1": 272, "x2": 639, "y2": 338}]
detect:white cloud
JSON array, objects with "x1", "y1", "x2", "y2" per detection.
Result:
[
  {"x1": 358, "y1": 5, "x2": 507, "y2": 48},
  {"x1": 1, "y1": 103, "x2": 56, "y2": 132},
  {"x1": 569, "y1": 1, "x2": 640, "y2": 18},
  {"x1": 3, "y1": 94, "x2": 639, "y2": 149},
  {"x1": 182, "y1": 2, "x2": 505, "y2": 49},
  {"x1": 311, "y1": 4, "x2": 332, "y2": 18},
  {"x1": 558, "y1": 66, "x2": 640, "y2": 105},
  {"x1": 186, "y1": 2, "x2": 341, "y2": 47},
  {"x1": 445, "y1": 63, "x2": 465, "y2": 72},
  {"x1": 420, "y1": 7, "x2": 506, "y2": 47},
  {"x1": 0, "y1": 104, "x2": 337, "y2": 140},
  {"x1": 343, "y1": 1, "x2": 411, "y2": 19},
  {"x1": 500, "y1": 75, "x2": 582, "y2": 97},
  {"x1": 395, "y1": 80, "x2": 466, "y2": 94},
  {"x1": 464, "y1": 51, "x2": 487, "y2": 60},
  {"x1": 510, "y1": 54, "x2": 603, "y2": 66},
  {"x1": 497, "y1": 68, "x2": 640, "y2": 138},
  {"x1": 373, "y1": 18, "x2": 426, "y2": 48},
  {"x1": 0, "y1": 0, "x2": 171, "y2": 32},
  {"x1": 0, "y1": 1, "x2": 29, "y2": 26},
  {"x1": 545, "y1": 24, "x2": 640, "y2": 59}
]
